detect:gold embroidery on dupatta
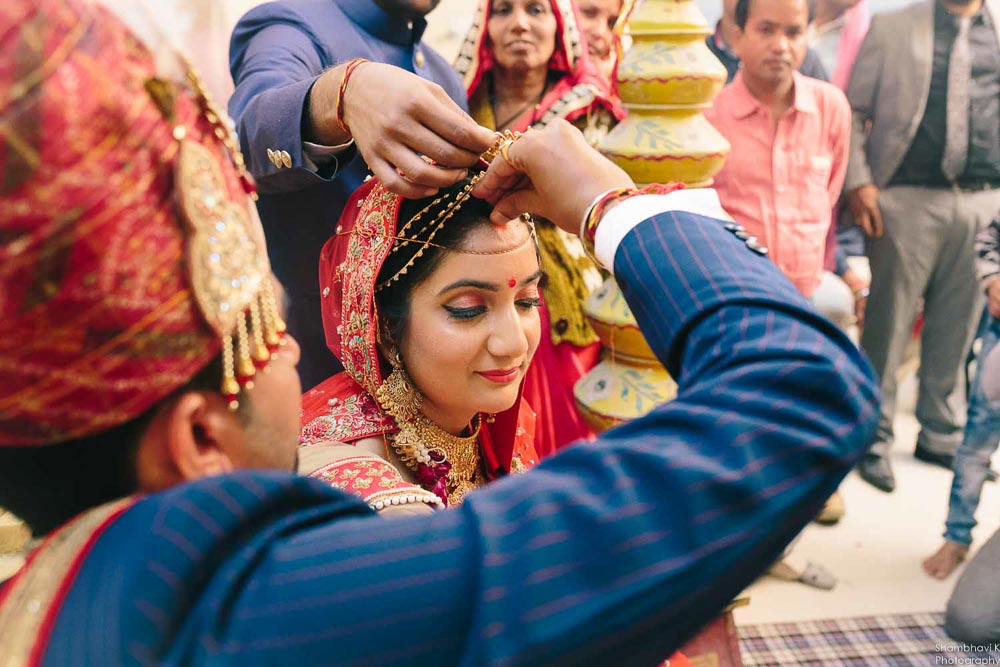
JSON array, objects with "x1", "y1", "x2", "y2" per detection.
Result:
[{"x1": 339, "y1": 185, "x2": 399, "y2": 398}]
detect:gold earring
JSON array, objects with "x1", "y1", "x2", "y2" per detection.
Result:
[{"x1": 377, "y1": 349, "x2": 422, "y2": 424}]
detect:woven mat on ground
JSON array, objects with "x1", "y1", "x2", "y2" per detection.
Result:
[{"x1": 738, "y1": 612, "x2": 1000, "y2": 666}]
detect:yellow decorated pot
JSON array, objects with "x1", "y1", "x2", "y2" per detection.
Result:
[
  {"x1": 626, "y1": 0, "x2": 714, "y2": 35},
  {"x1": 583, "y1": 277, "x2": 658, "y2": 362},
  {"x1": 616, "y1": 0, "x2": 727, "y2": 107},
  {"x1": 616, "y1": 39, "x2": 727, "y2": 107},
  {"x1": 578, "y1": 0, "x2": 730, "y2": 435},
  {"x1": 600, "y1": 108, "x2": 729, "y2": 186},
  {"x1": 574, "y1": 359, "x2": 678, "y2": 432}
]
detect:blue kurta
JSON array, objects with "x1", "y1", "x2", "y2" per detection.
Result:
[
  {"x1": 36, "y1": 209, "x2": 878, "y2": 665},
  {"x1": 228, "y1": 0, "x2": 468, "y2": 389}
]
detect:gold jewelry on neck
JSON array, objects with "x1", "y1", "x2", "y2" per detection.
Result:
[
  {"x1": 376, "y1": 351, "x2": 483, "y2": 505},
  {"x1": 390, "y1": 413, "x2": 483, "y2": 505}
]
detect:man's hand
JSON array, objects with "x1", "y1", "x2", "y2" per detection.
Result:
[
  {"x1": 846, "y1": 184, "x2": 883, "y2": 238},
  {"x1": 306, "y1": 62, "x2": 495, "y2": 198},
  {"x1": 472, "y1": 120, "x2": 635, "y2": 234},
  {"x1": 842, "y1": 268, "x2": 870, "y2": 329},
  {"x1": 986, "y1": 278, "x2": 1000, "y2": 319}
]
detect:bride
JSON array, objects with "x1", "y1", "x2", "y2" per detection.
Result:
[
  {"x1": 298, "y1": 168, "x2": 543, "y2": 514},
  {"x1": 299, "y1": 139, "x2": 691, "y2": 667}
]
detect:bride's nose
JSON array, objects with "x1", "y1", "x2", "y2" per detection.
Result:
[{"x1": 486, "y1": 306, "x2": 530, "y2": 360}]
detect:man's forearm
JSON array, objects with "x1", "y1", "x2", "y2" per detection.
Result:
[{"x1": 229, "y1": 18, "x2": 350, "y2": 193}]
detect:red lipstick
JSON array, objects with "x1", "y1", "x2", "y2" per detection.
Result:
[{"x1": 476, "y1": 368, "x2": 520, "y2": 384}]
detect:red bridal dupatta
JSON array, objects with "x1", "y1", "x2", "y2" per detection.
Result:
[
  {"x1": 454, "y1": 0, "x2": 625, "y2": 134},
  {"x1": 299, "y1": 179, "x2": 538, "y2": 509}
]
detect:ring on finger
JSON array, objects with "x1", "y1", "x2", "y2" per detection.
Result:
[{"x1": 498, "y1": 139, "x2": 526, "y2": 171}]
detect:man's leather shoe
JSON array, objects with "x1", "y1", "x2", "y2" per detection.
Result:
[
  {"x1": 913, "y1": 446, "x2": 954, "y2": 470},
  {"x1": 914, "y1": 446, "x2": 998, "y2": 481},
  {"x1": 857, "y1": 454, "x2": 895, "y2": 492}
]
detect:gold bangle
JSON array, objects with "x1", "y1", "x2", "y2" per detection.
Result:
[
  {"x1": 579, "y1": 190, "x2": 608, "y2": 264},
  {"x1": 580, "y1": 188, "x2": 632, "y2": 264}
]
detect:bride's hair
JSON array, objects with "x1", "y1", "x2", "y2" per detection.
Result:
[{"x1": 376, "y1": 177, "x2": 532, "y2": 348}]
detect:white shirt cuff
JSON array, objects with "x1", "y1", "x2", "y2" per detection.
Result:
[
  {"x1": 593, "y1": 189, "x2": 731, "y2": 270},
  {"x1": 302, "y1": 139, "x2": 354, "y2": 171}
]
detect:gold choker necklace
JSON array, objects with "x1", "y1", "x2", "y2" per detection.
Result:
[
  {"x1": 389, "y1": 413, "x2": 483, "y2": 505},
  {"x1": 375, "y1": 356, "x2": 483, "y2": 505}
]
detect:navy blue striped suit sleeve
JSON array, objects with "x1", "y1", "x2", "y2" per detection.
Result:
[{"x1": 57, "y1": 211, "x2": 878, "y2": 666}]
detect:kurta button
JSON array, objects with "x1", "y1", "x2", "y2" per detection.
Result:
[
  {"x1": 554, "y1": 318, "x2": 568, "y2": 334},
  {"x1": 724, "y1": 223, "x2": 742, "y2": 232},
  {"x1": 322, "y1": 287, "x2": 331, "y2": 297},
  {"x1": 415, "y1": 50, "x2": 425, "y2": 67},
  {"x1": 280, "y1": 150, "x2": 292, "y2": 168},
  {"x1": 267, "y1": 148, "x2": 277, "y2": 166},
  {"x1": 735, "y1": 230, "x2": 749, "y2": 240}
]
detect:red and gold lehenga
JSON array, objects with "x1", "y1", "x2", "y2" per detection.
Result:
[
  {"x1": 298, "y1": 179, "x2": 538, "y2": 512},
  {"x1": 454, "y1": 0, "x2": 625, "y2": 458}
]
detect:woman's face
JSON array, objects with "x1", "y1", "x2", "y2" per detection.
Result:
[
  {"x1": 577, "y1": 0, "x2": 622, "y2": 62},
  {"x1": 488, "y1": 0, "x2": 558, "y2": 75},
  {"x1": 398, "y1": 220, "x2": 542, "y2": 434}
]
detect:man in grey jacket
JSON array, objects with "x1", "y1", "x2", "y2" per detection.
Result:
[{"x1": 845, "y1": 0, "x2": 1000, "y2": 492}]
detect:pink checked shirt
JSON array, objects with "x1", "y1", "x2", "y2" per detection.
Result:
[{"x1": 704, "y1": 71, "x2": 850, "y2": 297}]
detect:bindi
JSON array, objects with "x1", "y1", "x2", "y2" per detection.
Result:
[{"x1": 508, "y1": 278, "x2": 517, "y2": 288}]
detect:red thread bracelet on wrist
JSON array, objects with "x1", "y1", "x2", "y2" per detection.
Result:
[{"x1": 335, "y1": 58, "x2": 367, "y2": 139}]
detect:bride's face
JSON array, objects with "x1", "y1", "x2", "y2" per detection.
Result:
[{"x1": 399, "y1": 221, "x2": 542, "y2": 434}]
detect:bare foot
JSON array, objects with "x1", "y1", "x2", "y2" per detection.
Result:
[{"x1": 922, "y1": 541, "x2": 969, "y2": 579}]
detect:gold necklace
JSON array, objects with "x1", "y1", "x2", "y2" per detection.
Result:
[
  {"x1": 376, "y1": 358, "x2": 484, "y2": 505},
  {"x1": 389, "y1": 413, "x2": 482, "y2": 505}
]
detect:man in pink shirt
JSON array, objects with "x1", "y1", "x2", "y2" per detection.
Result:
[
  {"x1": 704, "y1": 0, "x2": 852, "y2": 587},
  {"x1": 705, "y1": 0, "x2": 851, "y2": 301}
]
